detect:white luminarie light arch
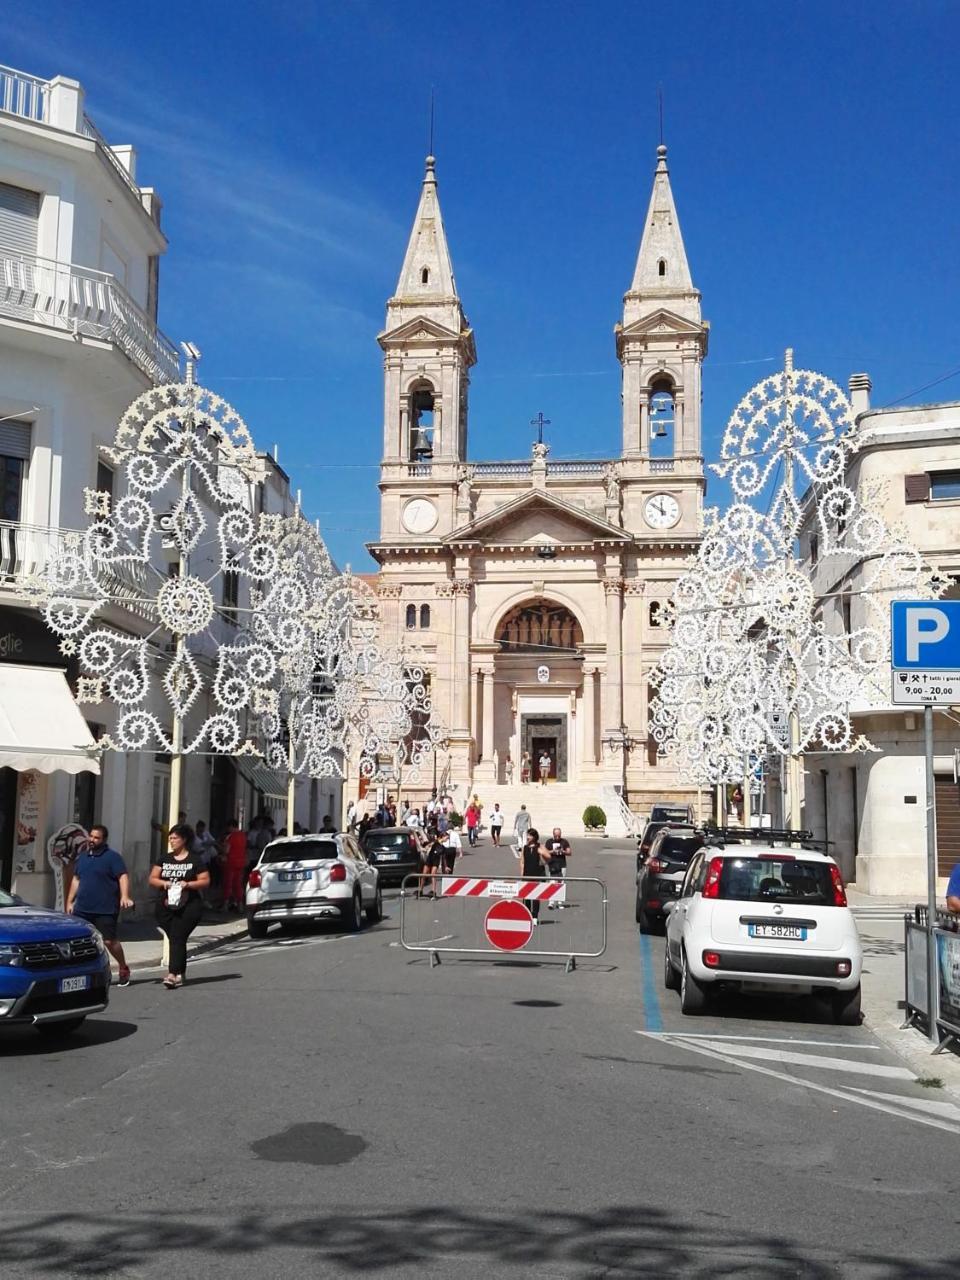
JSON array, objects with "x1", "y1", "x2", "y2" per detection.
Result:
[{"x1": 649, "y1": 350, "x2": 943, "y2": 811}]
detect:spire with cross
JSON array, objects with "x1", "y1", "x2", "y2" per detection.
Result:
[{"x1": 530, "y1": 411, "x2": 551, "y2": 459}]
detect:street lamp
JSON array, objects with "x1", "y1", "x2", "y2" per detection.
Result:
[{"x1": 600, "y1": 722, "x2": 644, "y2": 805}]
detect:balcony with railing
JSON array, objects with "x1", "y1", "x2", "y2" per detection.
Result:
[
  {"x1": 0, "y1": 250, "x2": 179, "y2": 384},
  {"x1": 0, "y1": 518, "x2": 150, "y2": 610}
]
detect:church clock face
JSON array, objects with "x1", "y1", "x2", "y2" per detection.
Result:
[
  {"x1": 644, "y1": 493, "x2": 681, "y2": 530},
  {"x1": 401, "y1": 497, "x2": 438, "y2": 534}
]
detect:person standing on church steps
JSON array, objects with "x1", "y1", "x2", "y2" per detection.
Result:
[{"x1": 539, "y1": 750, "x2": 552, "y2": 786}]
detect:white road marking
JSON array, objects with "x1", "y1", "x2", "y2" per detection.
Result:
[
  {"x1": 637, "y1": 1033, "x2": 960, "y2": 1136},
  {"x1": 844, "y1": 1088, "x2": 960, "y2": 1121},
  {"x1": 680, "y1": 1038, "x2": 913, "y2": 1080},
  {"x1": 642, "y1": 1033, "x2": 882, "y2": 1049}
]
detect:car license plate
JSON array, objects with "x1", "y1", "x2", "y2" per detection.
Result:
[
  {"x1": 377, "y1": 853, "x2": 399, "y2": 861},
  {"x1": 280, "y1": 870, "x2": 311, "y2": 882},
  {"x1": 749, "y1": 924, "x2": 807, "y2": 941},
  {"x1": 59, "y1": 975, "x2": 89, "y2": 994}
]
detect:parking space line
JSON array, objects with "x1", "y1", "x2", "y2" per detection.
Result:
[
  {"x1": 645, "y1": 1033, "x2": 882, "y2": 1050},
  {"x1": 679, "y1": 1038, "x2": 914, "y2": 1079},
  {"x1": 639, "y1": 933, "x2": 663, "y2": 1032}
]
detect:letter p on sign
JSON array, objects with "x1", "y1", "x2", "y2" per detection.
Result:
[{"x1": 905, "y1": 607, "x2": 950, "y2": 662}]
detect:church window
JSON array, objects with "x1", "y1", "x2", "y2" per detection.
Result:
[
  {"x1": 658, "y1": 258, "x2": 666, "y2": 277},
  {"x1": 421, "y1": 267, "x2": 430, "y2": 284},
  {"x1": 405, "y1": 604, "x2": 417, "y2": 629},
  {"x1": 419, "y1": 604, "x2": 431, "y2": 629},
  {"x1": 497, "y1": 602, "x2": 583, "y2": 654},
  {"x1": 649, "y1": 376, "x2": 675, "y2": 458},
  {"x1": 409, "y1": 381, "x2": 435, "y2": 463},
  {"x1": 649, "y1": 601, "x2": 662, "y2": 628}
]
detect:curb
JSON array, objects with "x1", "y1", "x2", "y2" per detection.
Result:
[
  {"x1": 126, "y1": 918, "x2": 249, "y2": 971},
  {"x1": 864, "y1": 1011, "x2": 960, "y2": 1102}
]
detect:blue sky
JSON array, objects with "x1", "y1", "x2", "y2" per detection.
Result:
[{"x1": 5, "y1": 1, "x2": 959, "y2": 568}]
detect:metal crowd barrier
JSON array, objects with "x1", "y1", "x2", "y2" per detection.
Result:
[
  {"x1": 399, "y1": 873, "x2": 608, "y2": 972},
  {"x1": 903, "y1": 905, "x2": 960, "y2": 1053}
]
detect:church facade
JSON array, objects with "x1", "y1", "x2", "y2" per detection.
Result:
[{"x1": 365, "y1": 146, "x2": 708, "y2": 820}]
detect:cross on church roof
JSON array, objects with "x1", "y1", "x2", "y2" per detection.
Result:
[{"x1": 530, "y1": 411, "x2": 551, "y2": 446}]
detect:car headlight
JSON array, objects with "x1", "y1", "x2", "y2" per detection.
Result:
[
  {"x1": 0, "y1": 944, "x2": 24, "y2": 968},
  {"x1": 89, "y1": 930, "x2": 107, "y2": 956}
]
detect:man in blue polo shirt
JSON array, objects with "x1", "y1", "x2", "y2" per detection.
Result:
[
  {"x1": 66, "y1": 824, "x2": 134, "y2": 986},
  {"x1": 947, "y1": 861, "x2": 960, "y2": 915}
]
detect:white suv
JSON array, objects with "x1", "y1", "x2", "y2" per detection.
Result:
[
  {"x1": 245, "y1": 834, "x2": 382, "y2": 939},
  {"x1": 663, "y1": 836, "x2": 862, "y2": 1024}
]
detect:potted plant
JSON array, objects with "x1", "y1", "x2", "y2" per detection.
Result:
[{"x1": 582, "y1": 804, "x2": 607, "y2": 836}]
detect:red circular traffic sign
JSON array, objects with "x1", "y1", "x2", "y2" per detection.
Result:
[{"x1": 484, "y1": 898, "x2": 534, "y2": 951}]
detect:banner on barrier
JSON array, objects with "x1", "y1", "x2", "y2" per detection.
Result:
[
  {"x1": 936, "y1": 929, "x2": 960, "y2": 1034},
  {"x1": 439, "y1": 876, "x2": 566, "y2": 903}
]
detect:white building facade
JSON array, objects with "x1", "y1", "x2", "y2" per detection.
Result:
[
  {"x1": 362, "y1": 146, "x2": 708, "y2": 830},
  {"x1": 0, "y1": 66, "x2": 332, "y2": 902},
  {"x1": 802, "y1": 384, "x2": 960, "y2": 894}
]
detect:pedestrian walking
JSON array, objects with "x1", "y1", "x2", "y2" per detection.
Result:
[
  {"x1": 521, "y1": 750, "x2": 531, "y2": 784},
  {"x1": 221, "y1": 819, "x2": 248, "y2": 911},
  {"x1": 440, "y1": 829, "x2": 460, "y2": 875},
  {"x1": 346, "y1": 799, "x2": 357, "y2": 833},
  {"x1": 513, "y1": 803, "x2": 531, "y2": 846},
  {"x1": 489, "y1": 803, "x2": 505, "y2": 847},
  {"x1": 465, "y1": 800, "x2": 481, "y2": 847},
  {"x1": 947, "y1": 860, "x2": 960, "y2": 914},
  {"x1": 420, "y1": 830, "x2": 444, "y2": 898},
  {"x1": 65, "y1": 824, "x2": 134, "y2": 986},
  {"x1": 505, "y1": 755, "x2": 515, "y2": 785},
  {"x1": 538, "y1": 750, "x2": 552, "y2": 786},
  {"x1": 149, "y1": 823, "x2": 210, "y2": 989},
  {"x1": 519, "y1": 827, "x2": 549, "y2": 923},
  {"x1": 544, "y1": 826, "x2": 572, "y2": 909}
]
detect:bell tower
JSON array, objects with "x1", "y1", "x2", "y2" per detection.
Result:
[
  {"x1": 616, "y1": 144, "x2": 708, "y2": 460},
  {"x1": 378, "y1": 155, "x2": 476, "y2": 472}
]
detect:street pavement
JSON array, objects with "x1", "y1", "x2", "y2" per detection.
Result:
[{"x1": 2, "y1": 837, "x2": 959, "y2": 1279}]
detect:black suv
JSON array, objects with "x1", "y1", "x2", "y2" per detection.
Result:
[
  {"x1": 359, "y1": 827, "x2": 423, "y2": 888},
  {"x1": 636, "y1": 825, "x2": 705, "y2": 932}
]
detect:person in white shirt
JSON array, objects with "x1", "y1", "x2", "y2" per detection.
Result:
[
  {"x1": 403, "y1": 808, "x2": 421, "y2": 829},
  {"x1": 489, "y1": 803, "x2": 505, "y2": 847}
]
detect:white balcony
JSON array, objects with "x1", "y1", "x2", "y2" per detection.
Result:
[
  {"x1": 0, "y1": 250, "x2": 179, "y2": 385},
  {"x1": 0, "y1": 518, "x2": 148, "y2": 607}
]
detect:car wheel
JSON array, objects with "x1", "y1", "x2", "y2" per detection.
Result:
[
  {"x1": 832, "y1": 982, "x2": 862, "y2": 1026},
  {"x1": 247, "y1": 916, "x2": 269, "y2": 940},
  {"x1": 664, "y1": 942, "x2": 680, "y2": 991},
  {"x1": 680, "y1": 949, "x2": 710, "y2": 1015},
  {"x1": 366, "y1": 883, "x2": 383, "y2": 924},
  {"x1": 36, "y1": 1016, "x2": 86, "y2": 1038},
  {"x1": 342, "y1": 890, "x2": 363, "y2": 932}
]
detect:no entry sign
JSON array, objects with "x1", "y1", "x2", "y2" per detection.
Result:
[{"x1": 484, "y1": 898, "x2": 534, "y2": 951}]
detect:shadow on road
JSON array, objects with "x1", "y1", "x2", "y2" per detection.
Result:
[
  {"x1": 0, "y1": 1205, "x2": 956, "y2": 1276},
  {"x1": 0, "y1": 1019, "x2": 138, "y2": 1056}
]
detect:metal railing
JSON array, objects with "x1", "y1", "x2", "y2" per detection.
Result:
[
  {"x1": 0, "y1": 250, "x2": 179, "y2": 384},
  {"x1": 600, "y1": 784, "x2": 643, "y2": 836},
  {"x1": 0, "y1": 518, "x2": 149, "y2": 605},
  {"x1": 0, "y1": 65, "x2": 47, "y2": 121},
  {"x1": 903, "y1": 905, "x2": 960, "y2": 1053},
  {"x1": 80, "y1": 112, "x2": 141, "y2": 201}
]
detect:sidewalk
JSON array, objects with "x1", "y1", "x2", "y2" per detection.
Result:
[
  {"x1": 848, "y1": 888, "x2": 960, "y2": 1093},
  {"x1": 113, "y1": 907, "x2": 248, "y2": 972}
]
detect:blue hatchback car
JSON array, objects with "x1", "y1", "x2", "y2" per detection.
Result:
[{"x1": 0, "y1": 886, "x2": 111, "y2": 1038}]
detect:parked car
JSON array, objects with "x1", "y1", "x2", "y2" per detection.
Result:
[
  {"x1": 636, "y1": 826, "x2": 705, "y2": 931},
  {"x1": 359, "y1": 826, "x2": 424, "y2": 888},
  {"x1": 648, "y1": 802, "x2": 694, "y2": 825},
  {"x1": 245, "y1": 834, "x2": 382, "y2": 940},
  {"x1": 637, "y1": 819, "x2": 693, "y2": 868},
  {"x1": 0, "y1": 887, "x2": 111, "y2": 1037},
  {"x1": 663, "y1": 835, "x2": 862, "y2": 1024}
]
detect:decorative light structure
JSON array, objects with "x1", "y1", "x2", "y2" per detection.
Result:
[
  {"x1": 31, "y1": 370, "x2": 286, "y2": 833},
  {"x1": 650, "y1": 350, "x2": 943, "y2": 825}
]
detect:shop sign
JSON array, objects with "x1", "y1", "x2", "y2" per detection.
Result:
[{"x1": 13, "y1": 770, "x2": 43, "y2": 873}]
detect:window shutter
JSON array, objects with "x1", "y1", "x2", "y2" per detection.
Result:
[
  {"x1": 0, "y1": 420, "x2": 31, "y2": 460},
  {"x1": 904, "y1": 473, "x2": 930, "y2": 504},
  {"x1": 0, "y1": 182, "x2": 40, "y2": 256}
]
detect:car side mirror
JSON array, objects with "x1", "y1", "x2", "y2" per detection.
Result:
[{"x1": 662, "y1": 900, "x2": 677, "y2": 916}]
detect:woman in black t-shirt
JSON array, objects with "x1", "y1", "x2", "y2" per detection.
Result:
[
  {"x1": 149, "y1": 823, "x2": 210, "y2": 989},
  {"x1": 520, "y1": 828, "x2": 549, "y2": 922}
]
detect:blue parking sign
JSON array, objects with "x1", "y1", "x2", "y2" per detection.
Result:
[
  {"x1": 891, "y1": 601, "x2": 960, "y2": 704},
  {"x1": 891, "y1": 601, "x2": 960, "y2": 670}
]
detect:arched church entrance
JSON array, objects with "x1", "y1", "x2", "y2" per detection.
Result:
[{"x1": 494, "y1": 601, "x2": 584, "y2": 783}]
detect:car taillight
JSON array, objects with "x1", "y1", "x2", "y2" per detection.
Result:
[
  {"x1": 703, "y1": 950, "x2": 721, "y2": 968},
  {"x1": 328, "y1": 863, "x2": 347, "y2": 882},
  {"x1": 247, "y1": 868, "x2": 261, "y2": 888},
  {"x1": 648, "y1": 858, "x2": 666, "y2": 874},
  {"x1": 830, "y1": 865, "x2": 847, "y2": 907},
  {"x1": 701, "y1": 856, "x2": 724, "y2": 899}
]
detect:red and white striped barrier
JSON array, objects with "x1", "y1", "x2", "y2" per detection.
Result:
[{"x1": 440, "y1": 876, "x2": 565, "y2": 902}]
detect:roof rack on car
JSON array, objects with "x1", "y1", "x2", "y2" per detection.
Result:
[{"x1": 699, "y1": 827, "x2": 832, "y2": 853}]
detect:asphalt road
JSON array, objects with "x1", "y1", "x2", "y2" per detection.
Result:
[{"x1": 2, "y1": 838, "x2": 959, "y2": 1279}]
